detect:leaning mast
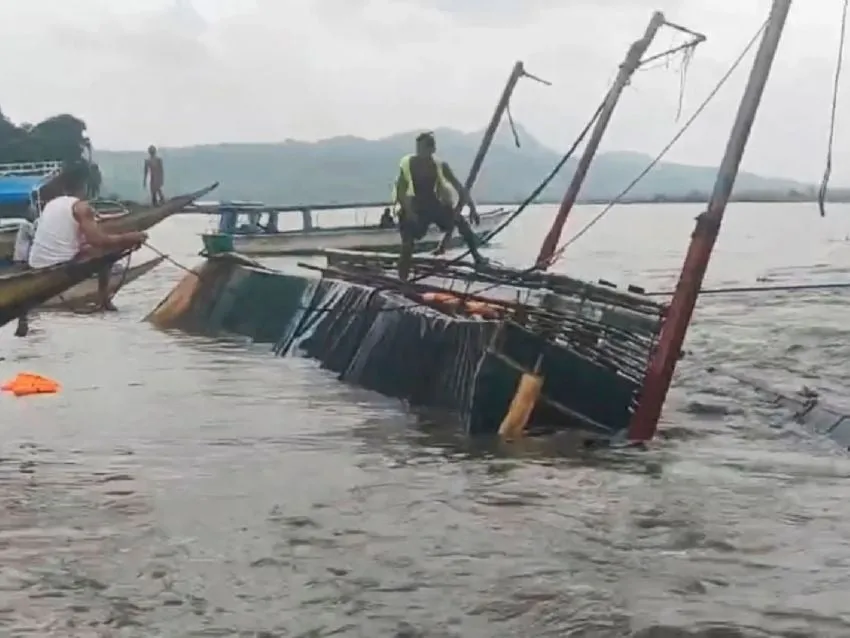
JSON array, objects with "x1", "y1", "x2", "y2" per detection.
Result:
[
  {"x1": 628, "y1": 0, "x2": 793, "y2": 441},
  {"x1": 535, "y1": 12, "x2": 667, "y2": 268}
]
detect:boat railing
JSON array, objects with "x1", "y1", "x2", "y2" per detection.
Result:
[{"x1": 0, "y1": 161, "x2": 64, "y2": 178}]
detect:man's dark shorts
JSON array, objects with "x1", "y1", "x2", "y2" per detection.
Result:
[{"x1": 399, "y1": 199, "x2": 456, "y2": 240}]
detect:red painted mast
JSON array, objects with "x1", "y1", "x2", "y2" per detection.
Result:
[
  {"x1": 536, "y1": 12, "x2": 666, "y2": 268},
  {"x1": 627, "y1": 0, "x2": 793, "y2": 441}
]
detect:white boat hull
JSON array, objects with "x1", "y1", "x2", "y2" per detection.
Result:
[{"x1": 206, "y1": 209, "x2": 511, "y2": 257}]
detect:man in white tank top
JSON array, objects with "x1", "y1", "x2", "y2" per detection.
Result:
[{"x1": 15, "y1": 162, "x2": 147, "y2": 336}]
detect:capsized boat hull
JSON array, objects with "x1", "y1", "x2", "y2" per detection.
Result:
[
  {"x1": 146, "y1": 252, "x2": 663, "y2": 439},
  {"x1": 200, "y1": 209, "x2": 511, "y2": 257}
]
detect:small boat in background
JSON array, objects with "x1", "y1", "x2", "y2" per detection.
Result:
[
  {"x1": 199, "y1": 201, "x2": 510, "y2": 257},
  {"x1": 0, "y1": 160, "x2": 65, "y2": 261}
]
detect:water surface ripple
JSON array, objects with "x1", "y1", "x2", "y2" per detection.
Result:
[{"x1": 0, "y1": 204, "x2": 849, "y2": 637}]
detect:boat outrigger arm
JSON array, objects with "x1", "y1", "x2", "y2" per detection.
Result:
[
  {"x1": 100, "y1": 182, "x2": 219, "y2": 235},
  {"x1": 437, "y1": 61, "x2": 551, "y2": 251}
]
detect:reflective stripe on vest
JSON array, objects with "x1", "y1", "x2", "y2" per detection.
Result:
[{"x1": 398, "y1": 154, "x2": 454, "y2": 205}]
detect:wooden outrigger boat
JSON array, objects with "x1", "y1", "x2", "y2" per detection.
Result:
[
  {"x1": 148, "y1": 2, "x2": 790, "y2": 444},
  {"x1": 0, "y1": 161, "x2": 211, "y2": 262},
  {"x1": 199, "y1": 201, "x2": 510, "y2": 257},
  {"x1": 35, "y1": 255, "x2": 165, "y2": 310},
  {"x1": 0, "y1": 182, "x2": 218, "y2": 320},
  {"x1": 0, "y1": 199, "x2": 132, "y2": 261},
  {"x1": 0, "y1": 249, "x2": 136, "y2": 328}
]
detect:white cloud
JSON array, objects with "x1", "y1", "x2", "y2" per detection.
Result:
[{"x1": 0, "y1": 0, "x2": 846, "y2": 182}]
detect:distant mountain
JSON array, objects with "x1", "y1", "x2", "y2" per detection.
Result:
[{"x1": 95, "y1": 123, "x2": 810, "y2": 204}]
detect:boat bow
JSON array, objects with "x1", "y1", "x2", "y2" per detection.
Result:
[{"x1": 100, "y1": 182, "x2": 220, "y2": 234}]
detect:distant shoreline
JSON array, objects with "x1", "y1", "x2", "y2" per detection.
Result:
[{"x1": 143, "y1": 191, "x2": 846, "y2": 213}]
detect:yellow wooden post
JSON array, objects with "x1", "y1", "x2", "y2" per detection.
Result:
[{"x1": 498, "y1": 354, "x2": 544, "y2": 440}]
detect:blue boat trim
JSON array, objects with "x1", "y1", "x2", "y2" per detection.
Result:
[{"x1": 0, "y1": 161, "x2": 64, "y2": 218}]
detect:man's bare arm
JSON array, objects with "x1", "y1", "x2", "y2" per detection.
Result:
[
  {"x1": 143, "y1": 160, "x2": 149, "y2": 186},
  {"x1": 396, "y1": 170, "x2": 415, "y2": 217},
  {"x1": 73, "y1": 201, "x2": 146, "y2": 249}
]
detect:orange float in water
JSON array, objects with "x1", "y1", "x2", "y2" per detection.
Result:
[{"x1": 1, "y1": 373, "x2": 60, "y2": 397}]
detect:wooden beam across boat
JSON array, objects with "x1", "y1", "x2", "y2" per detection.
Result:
[{"x1": 320, "y1": 248, "x2": 666, "y2": 316}]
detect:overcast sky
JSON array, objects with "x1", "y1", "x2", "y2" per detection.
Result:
[{"x1": 0, "y1": 0, "x2": 845, "y2": 182}]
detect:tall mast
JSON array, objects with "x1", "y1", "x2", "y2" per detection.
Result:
[
  {"x1": 536, "y1": 12, "x2": 666, "y2": 268},
  {"x1": 463, "y1": 62, "x2": 535, "y2": 190},
  {"x1": 439, "y1": 61, "x2": 548, "y2": 248},
  {"x1": 628, "y1": 0, "x2": 793, "y2": 441}
]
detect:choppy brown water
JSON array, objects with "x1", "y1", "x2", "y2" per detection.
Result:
[{"x1": 1, "y1": 203, "x2": 850, "y2": 637}]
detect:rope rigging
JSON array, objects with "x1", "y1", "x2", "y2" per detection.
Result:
[
  {"x1": 399, "y1": 18, "x2": 710, "y2": 287},
  {"x1": 647, "y1": 278, "x2": 850, "y2": 297},
  {"x1": 818, "y1": 0, "x2": 849, "y2": 217},
  {"x1": 419, "y1": 18, "x2": 760, "y2": 303},
  {"x1": 637, "y1": 28, "x2": 701, "y2": 121},
  {"x1": 547, "y1": 17, "x2": 769, "y2": 264}
]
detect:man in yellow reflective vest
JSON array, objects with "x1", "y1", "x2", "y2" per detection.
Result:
[{"x1": 394, "y1": 131, "x2": 485, "y2": 280}]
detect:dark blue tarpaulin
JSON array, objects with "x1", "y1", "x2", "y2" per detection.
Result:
[{"x1": 0, "y1": 176, "x2": 47, "y2": 205}]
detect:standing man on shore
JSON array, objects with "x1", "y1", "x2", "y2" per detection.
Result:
[{"x1": 143, "y1": 145, "x2": 165, "y2": 206}]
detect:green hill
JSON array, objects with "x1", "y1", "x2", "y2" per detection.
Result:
[{"x1": 95, "y1": 123, "x2": 809, "y2": 204}]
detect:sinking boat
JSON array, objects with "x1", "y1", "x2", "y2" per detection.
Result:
[
  {"x1": 147, "y1": 3, "x2": 791, "y2": 443},
  {"x1": 146, "y1": 250, "x2": 665, "y2": 439},
  {"x1": 199, "y1": 201, "x2": 510, "y2": 257}
]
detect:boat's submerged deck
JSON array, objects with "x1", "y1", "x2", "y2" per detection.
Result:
[{"x1": 147, "y1": 249, "x2": 667, "y2": 438}]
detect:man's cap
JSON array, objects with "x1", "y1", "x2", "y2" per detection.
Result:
[{"x1": 416, "y1": 131, "x2": 435, "y2": 143}]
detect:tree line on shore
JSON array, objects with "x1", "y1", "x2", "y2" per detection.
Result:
[{"x1": 0, "y1": 108, "x2": 101, "y2": 197}]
